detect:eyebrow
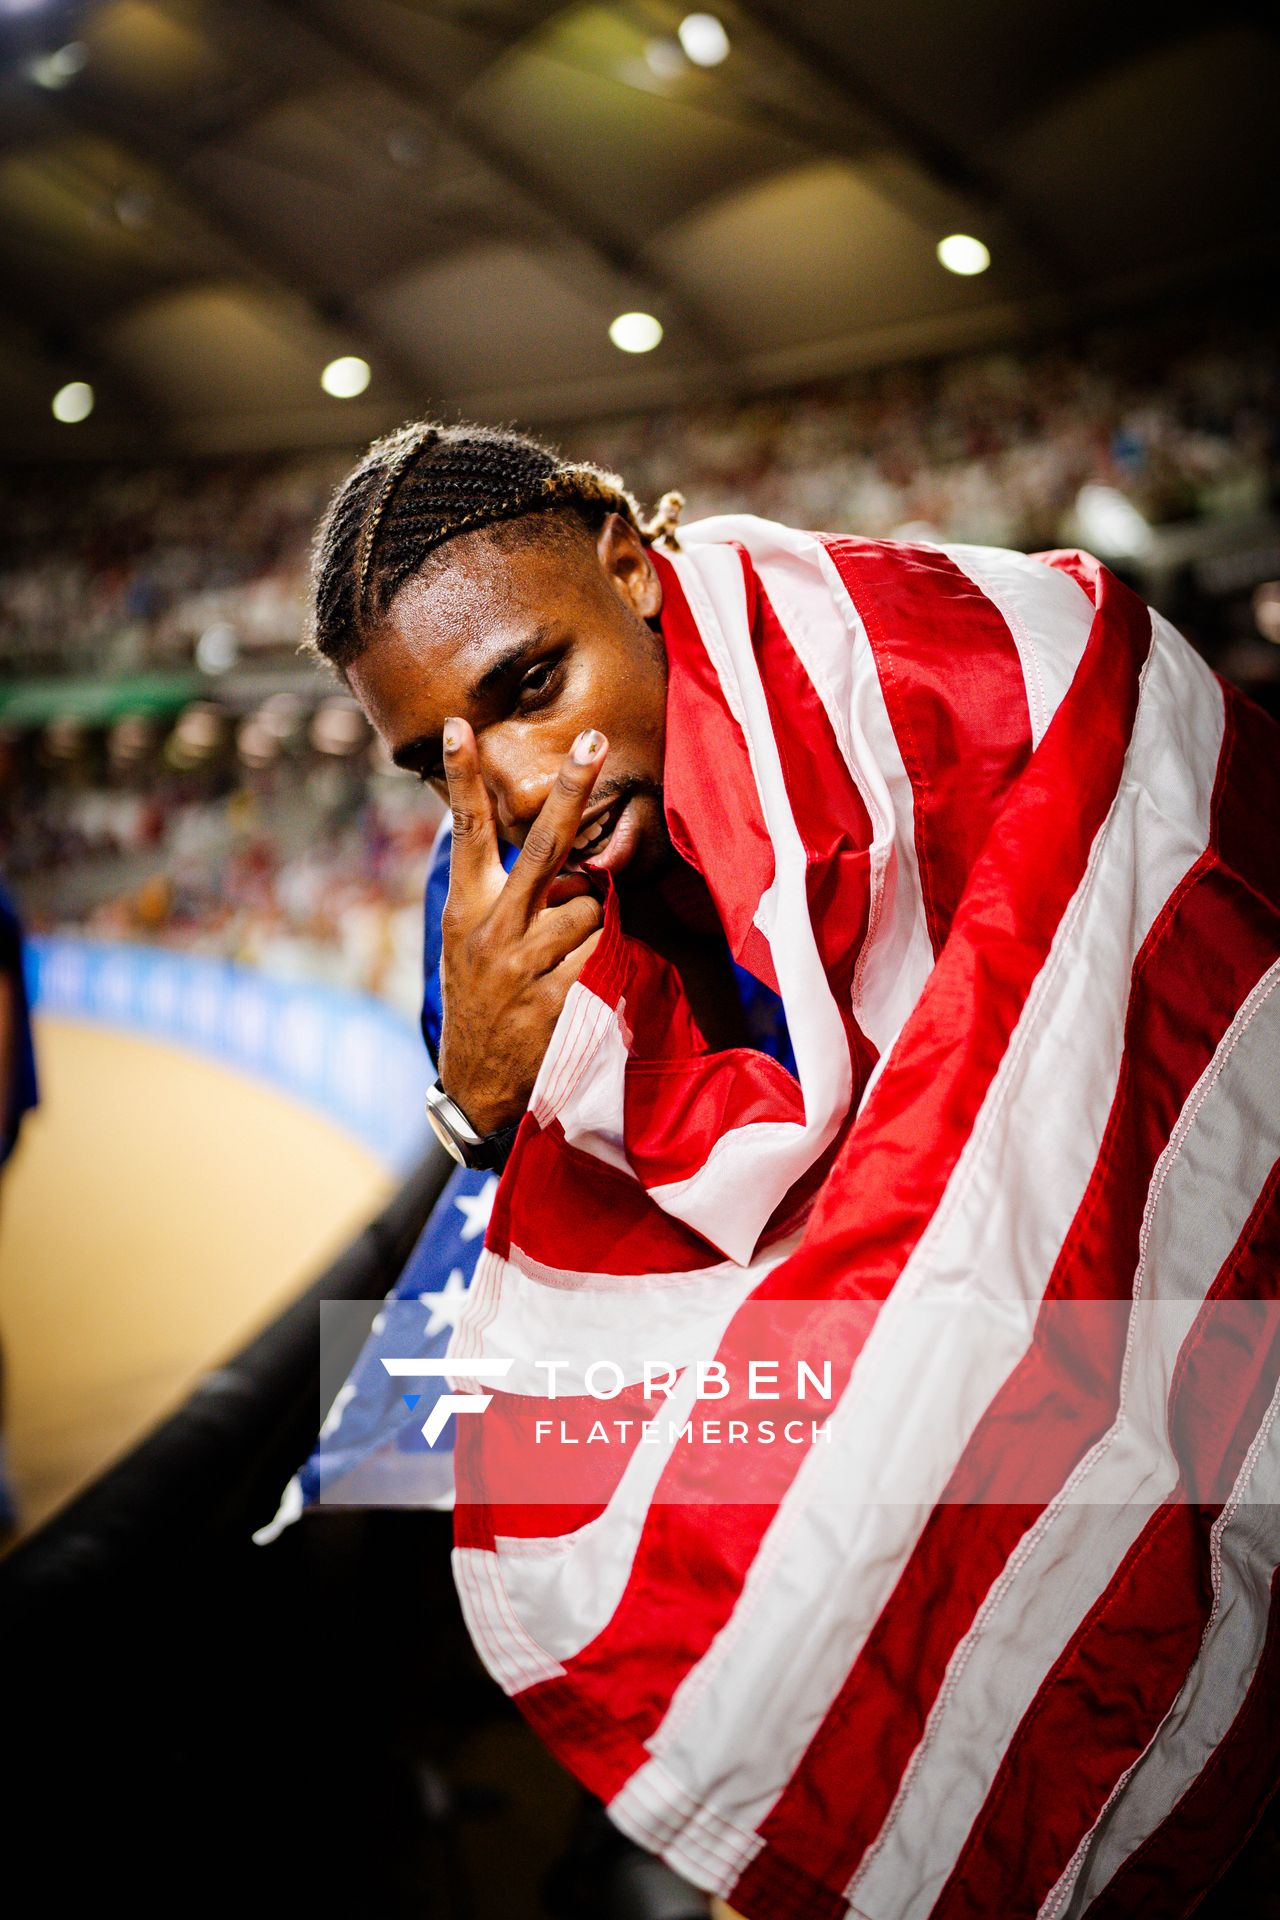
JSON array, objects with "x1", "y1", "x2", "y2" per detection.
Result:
[{"x1": 390, "y1": 625, "x2": 557, "y2": 774}]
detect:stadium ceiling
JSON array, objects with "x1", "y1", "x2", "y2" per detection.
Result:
[{"x1": 0, "y1": 0, "x2": 1276, "y2": 460}]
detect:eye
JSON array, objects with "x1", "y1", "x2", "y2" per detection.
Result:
[{"x1": 516, "y1": 658, "x2": 560, "y2": 708}]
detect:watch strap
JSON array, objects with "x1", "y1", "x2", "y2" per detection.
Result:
[{"x1": 426, "y1": 1079, "x2": 520, "y2": 1171}]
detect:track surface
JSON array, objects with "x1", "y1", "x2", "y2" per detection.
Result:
[{"x1": 0, "y1": 1014, "x2": 393, "y2": 1536}]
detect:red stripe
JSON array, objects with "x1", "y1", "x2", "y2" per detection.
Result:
[
  {"x1": 931, "y1": 1162, "x2": 1280, "y2": 1920},
  {"x1": 511, "y1": 560, "x2": 1151, "y2": 1787},
  {"x1": 454, "y1": 1380, "x2": 661, "y2": 1544},
  {"x1": 825, "y1": 537, "x2": 1033, "y2": 954},
  {"x1": 624, "y1": 1047, "x2": 806, "y2": 1190},
  {"x1": 763, "y1": 554, "x2": 1149, "y2": 1303},
  {"x1": 652, "y1": 550, "x2": 780, "y2": 991},
  {"x1": 746, "y1": 553, "x2": 879, "y2": 1104},
  {"x1": 493, "y1": 1118, "x2": 729, "y2": 1276},
  {"x1": 731, "y1": 680, "x2": 1280, "y2": 1912}
]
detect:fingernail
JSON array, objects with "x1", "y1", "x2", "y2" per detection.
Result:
[
  {"x1": 443, "y1": 719, "x2": 462, "y2": 753},
  {"x1": 572, "y1": 729, "x2": 605, "y2": 765}
]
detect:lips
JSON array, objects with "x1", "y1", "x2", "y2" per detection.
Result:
[{"x1": 567, "y1": 797, "x2": 623, "y2": 865}]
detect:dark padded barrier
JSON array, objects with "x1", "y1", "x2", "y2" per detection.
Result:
[{"x1": 0, "y1": 1141, "x2": 452, "y2": 1605}]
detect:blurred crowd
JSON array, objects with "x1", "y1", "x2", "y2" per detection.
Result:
[
  {"x1": 0, "y1": 726, "x2": 441, "y2": 1018},
  {"x1": 1, "y1": 303, "x2": 1276, "y2": 1007},
  {"x1": 2, "y1": 308, "x2": 1276, "y2": 682}
]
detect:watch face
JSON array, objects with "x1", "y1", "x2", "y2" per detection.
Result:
[{"x1": 425, "y1": 1103, "x2": 469, "y2": 1166}]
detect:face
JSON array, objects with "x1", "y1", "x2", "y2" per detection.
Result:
[{"x1": 347, "y1": 511, "x2": 673, "y2": 886}]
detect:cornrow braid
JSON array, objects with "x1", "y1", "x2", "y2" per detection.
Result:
[{"x1": 306, "y1": 420, "x2": 683, "y2": 673}]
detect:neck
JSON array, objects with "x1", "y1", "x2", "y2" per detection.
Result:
[{"x1": 619, "y1": 853, "x2": 747, "y2": 1051}]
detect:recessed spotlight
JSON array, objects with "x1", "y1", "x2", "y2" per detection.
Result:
[
  {"x1": 609, "y1": 312, "x2": 663, "y2": 354},
  {"x1": 936, "y1": 233, "x2": 991, "y2": 276},
  {"x1": 52, "y1": 380, "x2": 93, "y2": 424},
  {"x1": 28, "y1": 40, "x2": 88, "y2": 88},
  {"x1": 321, "y1": 355, "x2": 371, "y2": 398},
  {"x1": 678, "y1": 13, "x2": 730, "y2": 67}
]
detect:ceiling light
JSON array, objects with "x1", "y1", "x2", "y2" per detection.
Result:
[
  {"x1": 936, "y1": 233, "x2": 991, "y2": 276},
  {"x1": 678, "y1": 13, "x2": 730, "y2": 66},
  {"x1": 321, "y1": 355, "x2": 371, "y2": 399},
  {"x1": 644, "y1": 37, "x2": 685, "y2": 80},
  {"x1": 28, "y1": 40, "x2": 88, "y2": 88},
  {"x1": 52, "y1": 380, "x2": 93, "y2": 424},
  {"x1": 609, "y1": 311, "x2": 663, "y2": 354}
]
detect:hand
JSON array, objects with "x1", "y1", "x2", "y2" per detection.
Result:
[{"x1": 436, "y1": 719, "x2": 608, "y2": 1136}]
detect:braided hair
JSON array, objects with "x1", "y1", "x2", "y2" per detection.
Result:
[{"x1": 307, "y1": 419, "x2": 685, "y2": 672}]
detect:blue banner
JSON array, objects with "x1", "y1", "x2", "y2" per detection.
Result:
[{"x1": 27, "y1": 935, "x2": 431, "y2": 1175}]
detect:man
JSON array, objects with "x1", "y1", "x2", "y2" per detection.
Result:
[
  {"x1": 312, "y1": 422, "x2": 782, "y2": 1163},
  {"x1": 308, "y1": 421, "x2": 1280, "y2": 1920}
]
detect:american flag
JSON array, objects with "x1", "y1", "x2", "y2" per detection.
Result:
[{"x1": 443, "y1": 517, "x2": 1280, "y2": 1918}]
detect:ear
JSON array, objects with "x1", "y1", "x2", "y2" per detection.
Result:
[{"x1": 597, "y1": 512, "x2": 663, "y2": 620}]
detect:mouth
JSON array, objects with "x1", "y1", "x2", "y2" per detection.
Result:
[
  {"x1": 564, "y1": 793, "x2": 640, "y2": 876},
  {"x1": 565, "y1": 796, "x2": 623, "y2": 868}
]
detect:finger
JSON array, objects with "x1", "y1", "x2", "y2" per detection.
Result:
[
  {"x1": 529, "y1": 893, "x2": 604, "y2": 971},
  {"x1": 544, "y1": 927, "x2": 604, "y2": 995},
  {"x1": 441, "y1": 716, "x2": 501, "y2": 894},
  {"x1": 500, "y1": 729, "x2": 608, "y2": 923}
]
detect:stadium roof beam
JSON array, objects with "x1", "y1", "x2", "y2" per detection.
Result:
[
  {"x1": 0, "y1": 285, "x2": 171, "y2": 457},
  {"x1": 728, "y1": 0, "x2": 1076, "y2": 298},
  {"x1": 39, "y1": 88, "x2": 433, "y2": 414},
  {"x1": 260, "y1": 0, "x2": 743, "y2": 393}
]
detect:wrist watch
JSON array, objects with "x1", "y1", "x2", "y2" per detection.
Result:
[{"x1": 425, "y1": 1079, "x2": 520, "y2": 1172}]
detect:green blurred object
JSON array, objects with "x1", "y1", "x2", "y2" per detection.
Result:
[{"x1": 0, "y1": 673, "x2": 202, "y2": 729}]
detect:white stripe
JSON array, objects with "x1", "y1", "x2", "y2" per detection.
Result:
[
  {"x1": 531, "y1": 993, "x2": 633, "y2": 1175},
  {"x1": 455, "y1": 1232, "x2": 798, "y2": 1666},
  {"x1": 643, "y1": 541, "x2": 852, "y2": 1262},
  {"x1": 449, "y1": 1242, "x2": 770, "y2": 1391},
  {"x1": 528, "y1": 978, "x2": 616, "y2": 1133},
  {"x1": 1044, "y1": 1371, "x2": 1280, "y2": 1917},
  {"x1": 687, "y1": 515, "x2": 935, "y2": 1073},
  {"x1": 453, "y1": 1538, "x2": 566, "y2": 1692},
  {"x1": 848, "y1": 961, "x2": 1280, "y2": 1920},
  {"x1": 603, "y1": 613, "x2": 1224, "y2": 1879},
  {"x1": 523, "y1": 524, "x2": 857, "y2": 1266},
  {"x1": 939, "y1": 543, "x2": 1095, "y2": 748},
  {"x1": 608, "y1": 1753, "x2": 764, "y2": 1897}
]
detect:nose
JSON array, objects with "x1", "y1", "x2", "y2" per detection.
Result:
[{"x1": 476, "y1": 733, "x2": 560, "y2": 846}]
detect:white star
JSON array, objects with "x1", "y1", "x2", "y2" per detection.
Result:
[
  {"x1": 417, "y1": 1265, "x2": 470, "y2": 1337},
  {"x1": 453, "y1": 1175, "x2": 498, "y2": 1243}
]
